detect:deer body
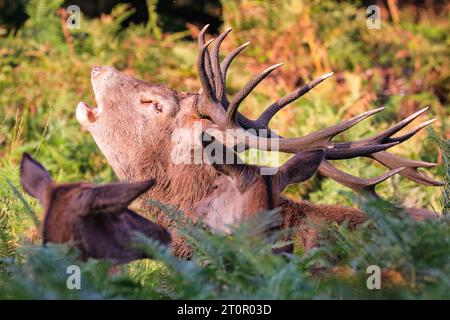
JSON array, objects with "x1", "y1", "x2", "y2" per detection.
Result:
[{"x1": 76, "y1": 27, "x2": 441, "y2": 258}]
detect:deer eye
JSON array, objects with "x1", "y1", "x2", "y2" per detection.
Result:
[
  {"x1": 154, "y1": 102, "x2": 162, "y2": 113},
  {"x1": 140, "y1": 98, "x2": 162, "y2": 113}
]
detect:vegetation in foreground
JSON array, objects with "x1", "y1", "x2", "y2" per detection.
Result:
[{"x1": 0, "y1": 0, "x2": 449, "y2": 299}]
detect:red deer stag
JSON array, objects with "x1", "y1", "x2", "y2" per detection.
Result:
[
  {"x1": 76, "y1": 26, "x2": 443, "y2": 258},
  {"x1": 20, "y1": 153, "x2": 171, "y2": 264}
]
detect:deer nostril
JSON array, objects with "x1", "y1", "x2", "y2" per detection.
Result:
[{"x1": 91, "y1": 66, "x2": 104, "y2": 79}]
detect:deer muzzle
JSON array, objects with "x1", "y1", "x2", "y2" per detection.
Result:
[
  {"x1": 76, "y1": 101, "x2": 99, "y2": 126},
  {"x1": 76, "y1": 66, "x2": 115, "y2": 127}
]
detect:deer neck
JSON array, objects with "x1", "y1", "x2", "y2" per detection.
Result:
[{"x1": 107, "y1": 132, "x2": 217, "y2": 224}]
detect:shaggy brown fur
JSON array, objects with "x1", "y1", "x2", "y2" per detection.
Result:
[
  {"x1": 279, "y1": 197, "x2": 366, "y2": 249},
  {"x1": 76, "y1": 66, "x2": 437, "y2": 258},
  {"x1": 20, "y1": 153, "x2": 171, "y2": 264}
]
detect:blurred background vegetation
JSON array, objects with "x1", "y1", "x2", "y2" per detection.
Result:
[{"x1": 0, "y1": 0, "x2": 449, "y2": 299}]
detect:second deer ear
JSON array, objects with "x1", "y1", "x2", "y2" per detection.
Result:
[
  {"x1": 201, "y1": 132, "x2": 245, "y2": 177},
  {"x1": 20, "y1": 153, "x2": 53, "y2": 205},
  {"x1": 201, "y1": 132, "x2": 256, "y2": 191},
  {"x1": 277, "y1": 149, "x2": 325, "y2": 191},
  {"x1": 89, "y1": 179, "x2": 156, "y2": 214}
]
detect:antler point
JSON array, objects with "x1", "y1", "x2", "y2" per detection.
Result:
[
  {"x1": 322, "y1": 72, "x2": 334, "y2": 79},
  {"x1": 200, "y1": 24, "x2": 210, "y2": 34}
]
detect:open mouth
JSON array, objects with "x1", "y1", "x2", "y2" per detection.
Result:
[
  {"x1": 76, "y1": 101, "x2": 100, "y2": 126},
  {"x1": 76, "y1": 66, "x2": 108, "y2": 126}
]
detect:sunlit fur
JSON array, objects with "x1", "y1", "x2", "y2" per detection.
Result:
[{"x1": 77, "y1": 66, "x2": 378, "y2": 258}]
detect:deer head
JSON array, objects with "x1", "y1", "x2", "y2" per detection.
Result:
[
  {"x1": 76, "y1": 26, "x2": 442, "y2": 254},
  {"x1": 20, "y1": 153, "x2": 171, "y2": 264},
  {"x1": 76, "y1": 65, "x2": 197, "y2": 181}
]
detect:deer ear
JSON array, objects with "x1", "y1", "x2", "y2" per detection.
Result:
[
  {"x1": 201, "y1": 132, "x2": 256, "y2": 191},
  {"x1": 20, "y1": 153, "x2": 52, "y2": 205},
  {"x1": 89, "y1": 179, "x2": 156, "y2": 214},
  {"x1": 201, "y1": 132, "x2": 244, "y2": 177},
  {"x1": 277, "y1": 149, "x2": 325, "y2": 191}
]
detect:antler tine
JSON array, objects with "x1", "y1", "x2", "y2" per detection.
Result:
[
  {"x1": 198, "y1": 38, "x2": 216, "y2": 102},
  {"x1": 322, "y1": 107, "x2": 437, "y2": 163},
  {"x1": 363, "y1": 106, "x2": 429, "y2": 143},
  {"x1": 325, "y1": 141, "x2": 400, "y2": 160},
  {"x1": 198, "y1": 25, "x2": 216, "y2": 95},
  {"x1": 333, "y1": 107, "x2": 431, "y2": 150},
  {"x1": 226, "y1": 63, "x2": 284, "y2": 127},
  {"x1": 210, "y1": 27, "x2": 233, "y2": 103},
  {"x1": 255, "y1": 72, "x2": 335, "y2": 128},
  {"x1": 388, "y1": 119, "x2": 436, "y2": 144},
  {"x1": 369, "y1": 151, "x2": 444, "y2": 186},
  {"x1": 220, "y1": 41, "x2": 251, "y2": 92},
  {"x1": 318, "y1": 160, "x2": 405, "y2": 198}
]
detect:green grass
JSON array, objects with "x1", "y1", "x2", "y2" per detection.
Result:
[
  {"x1": 1, "y1": 196, "x2": 449, "y2": 299},
  {"x1": 0, "y1": 0, "x2": 449, "y2": 299}
]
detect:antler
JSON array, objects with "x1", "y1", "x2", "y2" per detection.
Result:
[
  {"x1": 318, "y1": 160, "x2": 405, "y2": 198},
  {"x1": 195, "y1": 25, "x2": 443, "y2": 189}
]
